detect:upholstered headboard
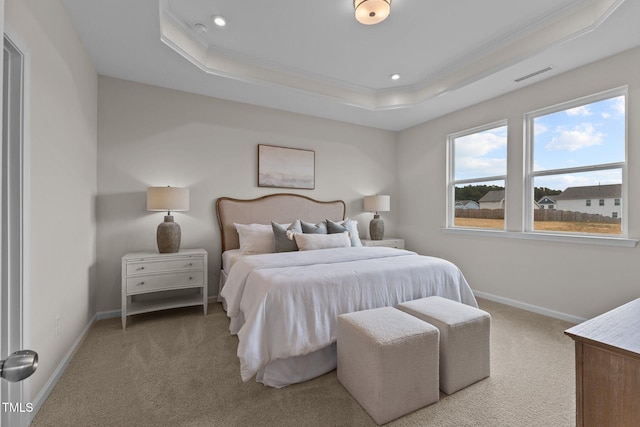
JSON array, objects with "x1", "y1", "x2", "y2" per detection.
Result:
[{"x1": 216, "y1": 193, "x2": 346, "y2": 252}]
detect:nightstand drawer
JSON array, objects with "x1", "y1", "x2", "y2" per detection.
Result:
[
  {"x1": 126, "y1": 271, "x2": 204, "y2": 294},
  {"x1": 126, "y1": 258, "x2": 204, "y2": 275}
]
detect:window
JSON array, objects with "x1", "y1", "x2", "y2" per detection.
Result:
[
  {"x1": 447, "y1": 121, "x2": 507, "y2": 230},
  {"x1": 615, "y1": 198, "x2": 620, "y2": 206},
  {"x1": 613, "y1": 212, "x2": 618, "y2": 218},
  {"x1": 525, "y1": 87, "x2": 626, "y2": 236}
]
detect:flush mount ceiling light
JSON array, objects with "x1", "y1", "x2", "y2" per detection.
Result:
[
  {"x1": 212, "y1": 15, "x2": 226, "y2": 27},
  {"x1": 354, "y1": 0, "x2": 391, "y2": 25},
  {"x1": 390, "y1": 73, "x2": 400, "y2": 81}
]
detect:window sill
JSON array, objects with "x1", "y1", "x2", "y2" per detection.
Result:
[{"x1": 441, "y1": 227, "x2": 638, "y2": 248}]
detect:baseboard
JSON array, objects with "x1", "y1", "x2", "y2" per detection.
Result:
[
  {"x1": 473, "y1": 290, "x2": 587, "y2": 324},
  {"x1": 30, "y1": 312, "x2": 97, "y2": 423},
  {"x1": 96, "y1": 309, "x2": 120, "y2": 320}
]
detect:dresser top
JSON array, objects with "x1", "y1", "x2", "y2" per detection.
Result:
[
  {"x1": 123, "y1": 248, "x2": 206, "y2": 260},
  {"x1": 565, "y1": 297, "x2": 640, "y2": 357}
]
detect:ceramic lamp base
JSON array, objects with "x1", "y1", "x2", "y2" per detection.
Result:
[
  {"x1": 369, "y1": 214, "x2": 385, "y2": 240},
  {"x1": 157, "y1": 215, "x2": 181, "y2": 253}
]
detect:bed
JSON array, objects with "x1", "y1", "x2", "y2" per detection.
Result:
[{"x1": 216, "y1": 193, "x2": 477, "y2": 388}]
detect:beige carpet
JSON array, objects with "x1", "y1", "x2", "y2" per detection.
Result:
[{"x1": 31, "y1": 298, "x2": 576, "y2": 426}]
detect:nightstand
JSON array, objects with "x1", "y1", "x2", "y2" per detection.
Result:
[
  {"x1": 121, "y1": 249, "x2": 208, "y2": 329},
  {"x1": 361, "y1": 238, "x2": 405, "y2": 249}
]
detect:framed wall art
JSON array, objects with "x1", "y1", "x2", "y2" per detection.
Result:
[{"x1": 258, "y1": 144, "x2": 315, "y2": 189}]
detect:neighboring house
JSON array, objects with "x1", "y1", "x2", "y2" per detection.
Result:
[
  {"x1": 478, "y1": 190, "x2": 505, "y2": 210},
  {"x1": 554, "y1": 184, "x2": 622, "y2": 218},
  {"x1": 455, "y1": 200, "x2": 480, "y2": 210},
  {"x1": 538, "y1": 196, "x2": 557, "y2": 210}
]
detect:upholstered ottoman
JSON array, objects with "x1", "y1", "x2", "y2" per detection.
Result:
[
  {"x1": 337, "y1": 307, "x2": 440, "y2": 425},
  {"x1": 397, "y1": 296, "x2": 491, "y2": 395}
]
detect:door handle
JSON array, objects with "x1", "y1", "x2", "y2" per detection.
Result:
[{"x1": 0, "y1": 350, "x2": 38, "y2": 382}]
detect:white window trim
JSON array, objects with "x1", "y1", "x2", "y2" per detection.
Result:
[
  {"x1": 441, "y1": 227, "x2": 637, "y2": 247},
  {"x1": 446, "y1": 119, "x2": 508, "y2": 230},
  {"x1": 442, "y1": 86, "x2": 637, "y2": 247},
  {"x1": 523, "y1": 86, "x2": 629, "y2": 238}
]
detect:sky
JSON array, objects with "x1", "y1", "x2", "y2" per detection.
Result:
[{"x1": 454, "y1": 95, "x2": 625, "y2": 192}]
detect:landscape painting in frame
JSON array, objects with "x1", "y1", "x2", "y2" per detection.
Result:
[{"x1": 258, "y1": 144, "x2": 315, "y2": 189}]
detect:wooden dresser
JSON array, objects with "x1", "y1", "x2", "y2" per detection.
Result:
[{"x1": 564, "y1": 298, "x2": 640, "y2": 427}]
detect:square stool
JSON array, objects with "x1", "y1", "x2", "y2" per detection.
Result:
[
  {"x1": 398, "y1": 296, "x2": 491, "y2": 395},
  {"x1": 337, "y1": 307, "x2": 440, "y2": 425}
]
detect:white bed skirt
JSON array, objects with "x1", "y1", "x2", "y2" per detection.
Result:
[{"x1": 256, "y1": 344, "x2": 337, "y2": 388}]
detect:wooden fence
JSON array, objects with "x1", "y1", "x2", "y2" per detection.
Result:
[
  {"x1": 455, "y1": 208, "x2": 621, "y2": 224},
  {"x1": 454, "y1": 208, "x2": 504, "y2": 219}
]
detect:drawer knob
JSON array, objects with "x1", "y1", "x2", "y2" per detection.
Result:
[
  {"x1": 188, "y1": 263, "x2": 193, "y2": 267},
  {"x1": 138, "y1": 281, "x2": 145, "y2": 286},
  {"x1": 189, "y1": 277, "x2": 193, "y2": 280}
]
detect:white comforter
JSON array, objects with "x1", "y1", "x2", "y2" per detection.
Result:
[{"x1": 220, "y1": 246, "x2": 477, "y2": 383}]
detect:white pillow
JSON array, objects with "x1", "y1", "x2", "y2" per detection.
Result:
[
  {"x1": 234, "y1": 223, "x2": 274, "y2": 254},
  {"x1": 293, "y1": 231, "x2": 351, "y2": 251}
]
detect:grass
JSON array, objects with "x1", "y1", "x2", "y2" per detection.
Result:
[{"x1": 454, "y1": 217, "x2": 622, "y2": 234}]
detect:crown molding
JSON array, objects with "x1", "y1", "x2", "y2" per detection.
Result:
[{"x1": 159, "y1": 0, "x2": 625, "y2": 111}]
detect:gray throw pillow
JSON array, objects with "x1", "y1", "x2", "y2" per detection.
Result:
[
  {"x1": 272, "y1": 220, "x2": 302, "y2": 252},
  {"x1": 326, "y1": 218, "x2": 362, "y2": 247},
  {"x1": 301, "y1": 220, "x2": 327, "y2": 234}
]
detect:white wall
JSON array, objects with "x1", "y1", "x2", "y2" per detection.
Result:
[
  {"x1": 5, "y1": 0, "x2": 98, "y2": 402},
  {"x1": 96, "y1": 77, "x2": 398, "y2": 312},
  {"x1": 398, "y1": 46, "x2": 640, "y2": 320}
]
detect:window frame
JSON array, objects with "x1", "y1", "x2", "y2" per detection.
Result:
[
  {"x1": 523, "y1": 86, "x2": 628, "y2": 237},
  {"x1": 446, "y1": 120, "x2": 508, "y2": 230}
]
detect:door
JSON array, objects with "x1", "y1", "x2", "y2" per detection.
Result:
[{"x1": 1, "y1": 29, "x2": 36, "y2": 427}]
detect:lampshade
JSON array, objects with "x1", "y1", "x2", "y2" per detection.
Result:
[
  {"x1": 147, "y1": 187, "x2": 189, "y2": 213},
  {"x1": 354, "y1": 0, "x2": 391, "y2": 25},
  {"x1": 364, "y1": 195, "x2": 390, "y2": 213}
]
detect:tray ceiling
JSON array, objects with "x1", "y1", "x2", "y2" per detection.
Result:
[{"x1": 62, "y1": 0, "x2": 639, "y2": 130}]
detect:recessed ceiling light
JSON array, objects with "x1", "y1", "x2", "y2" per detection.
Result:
[
  {"x1": 194, "y1": 23, "x2": 208, "y2": 34},
  {"x1": 212, "y1": 15, "x2": 226, "y2": 27},
  {"x1": 390, "y1": 73, "x2": 400, "y2": 81}
]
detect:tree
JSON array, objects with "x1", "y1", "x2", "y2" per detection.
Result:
[
  {"x1": 455, "y1": 185, "x2": 561, "y2": 202},
  {"x1": 455, "y1": 185, "x2": 504, "y2": 202},
  {"x1": 534, "y1": 187, "x2": 562, "y2": 201}
]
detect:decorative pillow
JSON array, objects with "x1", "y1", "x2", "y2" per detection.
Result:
[
  {"x1": 272, "y1": 220, "x2": 302, "y2": 252},
  {"x1": 234, "y1": 223, "x2": 274, "y2": 254},
  {"x1": 301, "y1": 220, "x2": 327, "y2": 234},
  {"x1": 326, "y1": 218, "x2": 362, "y2": 247},
  {"x1": 293, "y1": 231, "x2": 351, "y2": 251}
]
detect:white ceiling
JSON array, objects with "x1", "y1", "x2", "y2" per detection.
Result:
[{"x1": 61, "y1": 0, "x2": 640, "y2": 131}]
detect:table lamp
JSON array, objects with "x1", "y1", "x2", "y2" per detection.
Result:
[
  {"x1": 147, "y1": 186, "x2": 189, "y2": 253},
  {"x1": 364, "y1": 195, "x2": 390, "y2": 240}
]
